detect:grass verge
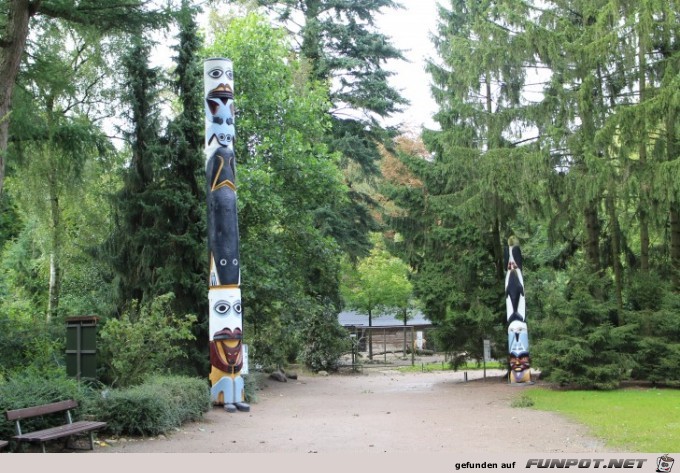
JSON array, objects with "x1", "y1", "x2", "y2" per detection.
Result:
[{"x1": 520, "y1": 387, "x2": 680, "y2": 452}]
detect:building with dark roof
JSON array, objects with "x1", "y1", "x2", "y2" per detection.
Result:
[{"x1": 338, "y1": 310, "x2": 433, "y2": 353}]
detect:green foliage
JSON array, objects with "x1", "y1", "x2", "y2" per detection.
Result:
[
  {"x1": 342, "y1": 233, "x2": 413, "y2": 319},
  {"x1": 510, "y1": 393, "x2": 535, "y2": 408},
  {"x1": 98, "y1": 293, "x2": 197, "y2": 387},
  {"x1": 204, "y1": 12, "x2": 348, "y2": 366},
  {"x1": 532, "y1": 263, "x2": 636, "y2": 389},
  {"x1": 0, "y1": 315, "x2": 65, "y2": 377},
  {"x1": 626, "y1": 289, "x2": 680, "y2": 384},
  {"x1": 95, "y1": 375, "x2": 210, "y2": 437},
  {"x1": 299, "y1": 301, "x2": 350, "y2": 372},
  {"x1": 247, "y1": 315, "x2": 302, "y2": 371},
  {"x1": 0, "y1": 371, "x2": 95, "y2": 440},
  {"x1": 243, "y1": 372, "x2": 266, "y2": 404},
  {"x1": 0, "y1": 193, "x2": 21, "y2": 249},
  {"x1": 432, "y1": 302, "x2": 504, "y2": 369},
  {"x1": 257, "y1": 0, "x2": 407, "y2": 261}
]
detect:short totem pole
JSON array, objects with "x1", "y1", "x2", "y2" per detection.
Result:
[
  {"x1": 504, "y1": 236, "x2": 531, "y2": 383},
  {"x1": 205, "y1": 58, "x2": 249, "y2": 412}
]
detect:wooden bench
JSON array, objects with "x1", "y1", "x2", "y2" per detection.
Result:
[{"x1": 5, "y1": 400, "x2": 107, "y2": 453}]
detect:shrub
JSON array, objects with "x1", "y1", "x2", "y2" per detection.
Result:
[
  {"x1": 0, "y1": 316, "x2": 64, "y2": 378},
  {"x1": 299, "y1": 301, "x2": 350, "y2": 372},
  {"x1": 243, "y1": 372, "x2": 266, "y2": 403},
  {"x1": 95, "y1": 375, "x2": 210, "y2": 436},
  {"x1": 0, "y1": 370, "x2": 96, "y2": 439},
  {"x1": 532, "y1": 265, "x2": 635, "y2": 390},
  {"x1": 511, "y1": 393, "x2": 534, "y2": 408},
  {"x1": 98, "y1": 293, "x2": 197, "y2": 387}
]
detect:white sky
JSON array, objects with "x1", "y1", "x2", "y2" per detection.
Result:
[{"x1": 376, "y1": 0, "x2": 441, "y2": 131}]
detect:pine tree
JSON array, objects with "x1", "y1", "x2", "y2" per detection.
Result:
[
  {"x1": 106, "y1": 37, "x2": 164, "y2": 308},
  {"x1": 255, "y1": 0, "x2": 408, "y2": 261}
]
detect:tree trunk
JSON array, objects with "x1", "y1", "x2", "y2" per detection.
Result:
[
  {"x1": 584, "y1": 202, "x2": 601, "y2": 272},
  {"x1": 403, "y1": 311, "x2": 407, "y2": 354},
  {"x1": 47, "y1": 162, "x2": 61, "y2": 321},
  {"x1": 668, "y1": 105, "x2": 680, "y2": 291},
  {"x1": 638, "y1": 34, "x2": 650, "y2": 272},
  {"x1": 671, "y1": 205, "x2": 680, "y2": 292},
  {"x1": 606, "y1": 190, "x2": 623, "y2": 312},
  {"x1": 0, "y1": 0, "x2": 35, "y2": 195}
]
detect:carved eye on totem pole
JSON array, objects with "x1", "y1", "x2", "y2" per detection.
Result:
[
  {"x1": 213, "y1": 298, "x2": 242, "y2": 317},
  {"x1": 207, "y1": 66, "x2": 234, "y2": 81}
]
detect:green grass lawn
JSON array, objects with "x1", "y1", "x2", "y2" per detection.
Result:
[{"x1": 520, "y1": 387, "x2": 680, "y2": 452}]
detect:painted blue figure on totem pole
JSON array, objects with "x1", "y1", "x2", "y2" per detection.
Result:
[
  {"x1": 504, "y1": 236, "x2": 531, "y2": 383},
  {"x1": 205, "y1": 58, "x2": 249, "y2": 412}
]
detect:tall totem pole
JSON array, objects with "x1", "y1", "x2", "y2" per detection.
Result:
[
  {"x1": 504, "y1": 236, "x2": 531, "y2": 384},
  {"x1": 204, "y1": 58, "x2": 249, "y2": 412}
]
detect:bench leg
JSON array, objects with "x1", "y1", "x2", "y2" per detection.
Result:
[
  {"x1": 89, "y1": 431, "x2": 95, "y2": 450},
  {"x1": 12, "y1": 440, "x2": 25, "y2": 453},
  {"x1": 41, "y1": 442, "x2": 46, "y2": 453}
]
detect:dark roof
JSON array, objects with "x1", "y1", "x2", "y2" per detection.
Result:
[{"x1": 338, "y1": 310, "x2": 432, "y2": 327}]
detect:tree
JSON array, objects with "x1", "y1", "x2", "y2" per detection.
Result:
[
  {"x1": 5, "y1": 18, "x2": 114, "y2": 321},
  {"x1": 153, "y1": 4, "x2": 206, "y2": 346},
  {"x1": 253, "y1": 0, "x2": 408, "y2": 262},
  {"x1": 105, "y1": 36, "x2": 164, "y2": 309},
  {"x1": 204, "y1": 12, "x2": 348, "y2": 368},
  {"x1": 341, "y1": 232, "x2": 413, "y2": 358},
  {"x1": 0, "y1": 0, "x2": 172, "y2": 196},
  {"x1": 98, "y1": 292, "x2": 197, "y2": 387}
]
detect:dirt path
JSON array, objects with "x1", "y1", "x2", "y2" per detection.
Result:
[{"x1": 95, "y1": 368, "x2": 620, "y2": 454}]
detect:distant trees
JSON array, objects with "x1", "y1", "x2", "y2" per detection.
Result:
[
  {"x1": 341, "y1": 233, "x2": 412, "y2": 358},
  {"x1": 380, "y1": 0, "x2": 680, "y2": 387},
  {"x1": 254, "y1": 0, "x2": 407, "y2": 262}
]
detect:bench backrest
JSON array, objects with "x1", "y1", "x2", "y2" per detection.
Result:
[{"x1": 5, "y1": 400, "x2": 78, "y2": 422}]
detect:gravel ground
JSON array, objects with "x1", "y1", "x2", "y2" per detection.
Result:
[{"x1": 92, "y1": 367, "x2": 621, "y2": 454}]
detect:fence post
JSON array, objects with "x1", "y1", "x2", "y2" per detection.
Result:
[{"x1": 384, "y1": 328, "x2": 387, "y2": 363}]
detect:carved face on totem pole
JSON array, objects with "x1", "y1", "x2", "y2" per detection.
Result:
[{"x1": 209, "y1": 287, "x2": 243, "y2": 374}]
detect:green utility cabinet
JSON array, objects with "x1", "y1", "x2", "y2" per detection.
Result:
[{"x1": 65, "y1": 316, "x2": 99, "y2": 381}]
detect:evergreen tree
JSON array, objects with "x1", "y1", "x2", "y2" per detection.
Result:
[
  {"x1": 105, "y1": 37, "x2": 164, "y2": 309},
  {"x1": 254, "y1": 0, "x2": 408, "y2": 262},
  {"x1": 154, "y1": 5, "x2": 206, "y2": 320}
]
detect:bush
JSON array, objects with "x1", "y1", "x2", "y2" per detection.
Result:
[
  {"x1": 510, "y1": 393, "x2": 534, "y2": 408},
  {"x1": 299, "y1": 301, "x2": 350, "y2": 372},
  {"x1": 532, "y1": 265, "x2": 635, "y2": 389},
  {"x1": 0, "y1": 370, "x2": 96, "y2": 439},
  {"x1": 98, "y1": 293, "x2": 197, "y2": 387},
  {"x1": 248, "y1": 315, "x2": 301, "y2": 371},
  {"x1": 95, "y1": 375, "x2": 210, "y2": 436},
  {"x1": 243, "y1": 372, "x2": 266, "y2": 404},
  {"x1": 627, "y1": 300, "x2": 680, "y2": 384},
  {"x1": 0, "y1": 316, "x2": 64, "y2": 378}
]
